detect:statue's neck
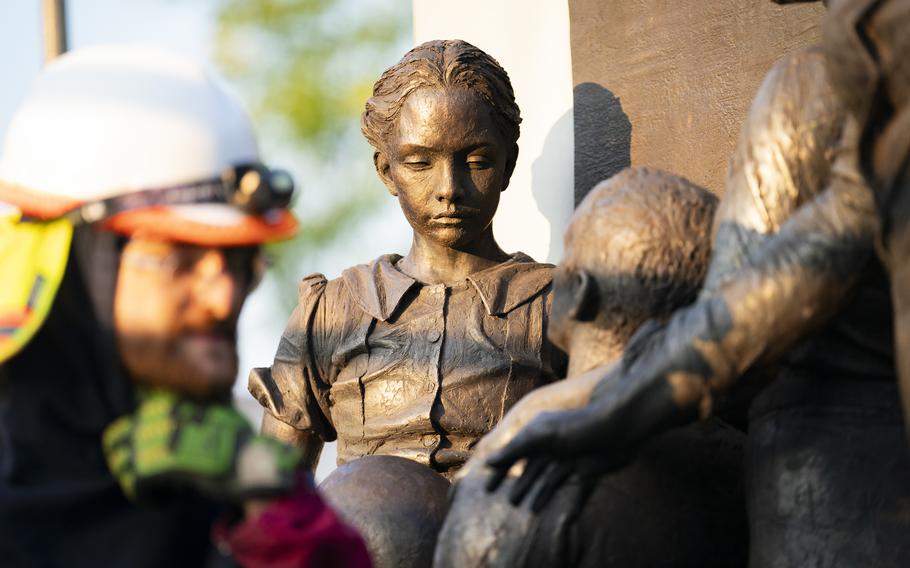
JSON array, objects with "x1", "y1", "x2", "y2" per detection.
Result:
[
  {"x1": 397, "y1": 228, "x2": 509, "y2": 285},
  {"x1": 565, "y1": 326, "x2": 626, "y2": 377}
]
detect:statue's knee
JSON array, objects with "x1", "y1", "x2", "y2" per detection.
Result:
[{"x1": 320, "y1": 455, "x2": 450, "y2": 568}]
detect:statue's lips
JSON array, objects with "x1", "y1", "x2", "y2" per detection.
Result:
[{"x1": 432, "y1": 208, "x2": 479, "y2": 224}]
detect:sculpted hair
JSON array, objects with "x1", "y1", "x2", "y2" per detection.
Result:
[
  {"x1": 361, "y1": 39, "x2": 521, "y2": 153},
  {"x1": 567, "y1": 167, "x2": 718, "y2": 335}
]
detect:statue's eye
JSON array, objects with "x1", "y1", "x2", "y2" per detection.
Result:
[
  {"x1": 467, "y1": 156, "x2": 491, "y2": 169},
  {"x1": 403, "y1": 159, "x2": 430, "y2": 171}
]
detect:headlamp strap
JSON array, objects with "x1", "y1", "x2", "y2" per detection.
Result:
[
  {"x1": 60, "y1": 163, "x2": 294, "y2": 226},
  {"x1": 64, "y1": 177, "x2": 226, "y2": 225}
]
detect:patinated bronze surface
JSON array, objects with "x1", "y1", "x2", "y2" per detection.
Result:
[
  {"x1": 488, "y1": 4, "x2": 910, "y2": 565},
  {"x1": 251, "y1": 41, "x2": 565, "y2": 474},
  {"x1": 821, "y1": 0, "x2": 910, "y2": 438},
  {"x1": 320, "y1": 456, "x2": 450, "y2": 568},
  {"x1": 250, "y1": 41, "x2": 569, "y2": 568},
  {"x1": 435, "y1": 168, "x2": 747, "y2": 567}
]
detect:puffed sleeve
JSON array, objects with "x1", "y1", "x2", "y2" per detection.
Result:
[{"x1": 249, "y1": 273, "x2": 337, "y2": 440}]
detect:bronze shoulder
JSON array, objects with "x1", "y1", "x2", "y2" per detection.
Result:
[{"x1": 720, "y1": 46, "x2": 847, "y2": 236}]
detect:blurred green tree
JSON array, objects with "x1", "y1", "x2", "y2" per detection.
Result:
[{"x1": 214, "y1": 0, "x2": 411, "y2": 309}]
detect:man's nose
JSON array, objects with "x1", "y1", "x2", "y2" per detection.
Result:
[
  {"x1": 434, "y1": 159, "x2": 464, "y2": 203},
  {"x1": 192, "y1": 250, "x2": 236, "y2": 321}
]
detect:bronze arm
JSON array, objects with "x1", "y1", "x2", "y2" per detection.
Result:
[{"x1": 260, "y1": 410, "x2": 324, "y2": 472}]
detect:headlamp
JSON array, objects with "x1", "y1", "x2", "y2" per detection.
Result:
[{"x1": 222, "y1": 164, "x2": 294, "y2": 215}]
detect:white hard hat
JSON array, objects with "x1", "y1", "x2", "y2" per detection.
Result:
[{"x1": 0, "y1": 44, "x2": 296, "y2": 246}]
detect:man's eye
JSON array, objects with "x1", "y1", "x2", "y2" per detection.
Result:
[{"x1": 467, "y1": 157, "x2": 491, "y2": 169}]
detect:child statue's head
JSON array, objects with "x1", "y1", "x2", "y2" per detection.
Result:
[
  {"x1": 549, "y1": 167, "x2": 718, "y2": 370},
  {"x1": 361, "y1": 40, "x2": 521, "y2": 249}
]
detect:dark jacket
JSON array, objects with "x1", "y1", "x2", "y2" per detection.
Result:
[{"x1": 0, "y1": 227, "x2": 223, "y2": 568}]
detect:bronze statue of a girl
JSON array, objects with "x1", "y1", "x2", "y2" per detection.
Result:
[{"x1": 250, "y1": 39, "x2": 565, "y2": 479}]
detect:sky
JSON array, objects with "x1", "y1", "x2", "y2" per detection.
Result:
[
  {"x1": 0, "y1": 0, "x2": 413, "y2": 480},
  {"x1": 1, "y1": 1, "x2": 216, "y2": 133}
]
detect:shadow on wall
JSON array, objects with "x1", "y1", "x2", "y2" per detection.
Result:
[
  {"x1": 573, "y1": 82, "x2": 631, "y2": 206},
  {"x1": 531, "y1": 108, "x2": 575, "y2": 263}
]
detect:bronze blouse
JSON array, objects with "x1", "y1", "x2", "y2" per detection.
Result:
[{"x1": 250, "y1": 253, "x2": 565, "y2": 475}]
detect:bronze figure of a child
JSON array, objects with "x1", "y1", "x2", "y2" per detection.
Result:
[{"x1": 250, "y1": 40, "x2": 565, "y2": 478}]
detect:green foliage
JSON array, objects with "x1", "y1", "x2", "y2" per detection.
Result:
[
  {"x1": 214, "y1": 0, "x2": 411, "y2": 309},
  {"x1": 216, "y1": 0, "x2": 409, "y2": 151}
]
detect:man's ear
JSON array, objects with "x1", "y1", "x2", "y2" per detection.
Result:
[
  {"x1": 567, "y1": 269, "x2": 599, "y2": 322},
  {"x1": 500, "y1": 143, "x2": 519, "y2": 192},
  {"x1": 374, "y1": 151, "x2": 397, "y2": 197}
]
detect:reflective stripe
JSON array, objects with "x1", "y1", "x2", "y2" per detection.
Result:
[{"x1": 0, "y1": 215, "x2": 72, "y2": 363}]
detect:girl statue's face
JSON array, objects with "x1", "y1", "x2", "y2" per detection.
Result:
[{"x1": 376, "y1": 87, "x2": 515, "y2": 249}]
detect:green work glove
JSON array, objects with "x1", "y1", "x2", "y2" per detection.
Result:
[{"x1": 103, "y1": 390, "x2": 302, "y2": 506}]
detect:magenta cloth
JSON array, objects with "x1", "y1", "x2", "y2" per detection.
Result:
[{"x1": 214, "y1": 478, "x2": 372, "y2": 568}]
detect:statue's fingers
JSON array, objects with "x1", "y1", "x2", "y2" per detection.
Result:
[
  {"x1": 486, "y1": 415, "x2": 563, "y2": 493},
  {"x1": 485, "y1": 462, "x2": 510, "y2": 493},
  {"x1": 508, "y1": 457, "x2": 548, "y2": 505},
  {"x1": 486, "y1": 418, "x2": 551, "y2": 471},
  {"x1": 530, "y1": 462, "x2": 574, "y2": 513}
]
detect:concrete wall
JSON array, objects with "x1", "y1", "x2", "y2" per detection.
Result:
[
  {"x1": 413, "y1": 0, "x2": 576, "y2": 263},
  {"x1": 570, "y1": 0, "x2": 825, "y2": 202}
]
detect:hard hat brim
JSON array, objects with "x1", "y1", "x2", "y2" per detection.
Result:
[
  {"x1": 0, "y1": 179, "x2": 299, "y2": 246},
  {"x1": 102, "y1": 206, "x2": 298, "y2": 246},
  {"x1": 0, "y1": 179, "x2": 80, "y2": 220}
]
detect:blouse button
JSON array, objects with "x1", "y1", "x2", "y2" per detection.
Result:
[{"x1": 428, "y1": 329, "x2": 442, "y2": 343}]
